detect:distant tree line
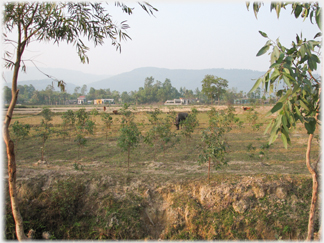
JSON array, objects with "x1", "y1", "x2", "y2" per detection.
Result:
[{"x1": 3, "y1": 76, "x2": 275, "y2": 106}]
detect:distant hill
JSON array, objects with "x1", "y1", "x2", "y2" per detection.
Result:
[
  {"x1": 3, "y1": 67, "x2": 112, "y2": 86},
  {"x1": 89, "y1": 67, "x2": 266, "y2": 93},
  {"x1": 12, "y1": 79, "x2": 78, "y2": 94},
  {"x1": 3, "y1": 67, "x2": 269, "y2": 94}
]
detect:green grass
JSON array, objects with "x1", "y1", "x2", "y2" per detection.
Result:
[
  {"x1": 8, "y1": 107, "x2": 319, "y2": 179},
  {"x1": 3, "y1": 105, "x2": 321, "y2": 240}
]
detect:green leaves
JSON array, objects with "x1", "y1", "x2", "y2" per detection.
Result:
[
  {"x1": 251, "y1": 17, "x2": 320, "y2": 149},
  {"x1": 256, "y1": 44, "x2": 270, "y2": 56},
  {"x1": 117, "y1": 104, "x2": 141, "y2": 152},
  {"x1": 259, "y1": 31, "x2": 268, "y2": 38},
  {"x1": 201, "y1": 75, "x2": 229, "y2": 103},
  {"x1": 304, "y1": 118, "x2": 317, "y2": 134},
  {"x1": 11, "y1": 121, "x2": 31, "y2": 146},
  {"x1": 315, "y1": 7, "x2": 321, "y2": 30},
  {"x1": 270, "y1": 102, "x2": 283, "y2": 113},
  {"x1": 249, "y1": 77, "x2": 263, "y2": 93}
]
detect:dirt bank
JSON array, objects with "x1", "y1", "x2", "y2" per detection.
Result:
[{"x1": 4, "y1": 167, "x2": 319, "y2": 240}]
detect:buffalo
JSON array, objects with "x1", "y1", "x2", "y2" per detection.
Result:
[{"x1": 175, "y1": 112, "x2": 188, "y2": 130}]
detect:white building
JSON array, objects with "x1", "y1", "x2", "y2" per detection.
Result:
[{"x1": 164, "y1": 98, "x2": 189, "y2": 105}]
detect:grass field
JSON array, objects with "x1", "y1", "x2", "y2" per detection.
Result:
[
  {"x1": 3, "y1": 104, "x2": 321, "y2": 240},
  {"x1": 5, "y1": 104, "x2": 319, "y2": 179}
]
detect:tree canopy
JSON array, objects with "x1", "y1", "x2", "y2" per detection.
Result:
[{"x1": 201, "y1": 75, "x2": 229, "y2": 103}]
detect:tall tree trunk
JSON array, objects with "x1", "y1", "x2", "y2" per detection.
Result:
[
  {"x1": 127, "y1": 147, "x2": 130, "y2": 171},
  {"x1": 305, "y1": 134, "x2": 319, "y2": 241},
  {"x1": 208, "y1": 157, "x2": 211, "y2": 184},
  {"x1": 3, "y1": 28, "x2": 28, "y2": 240},
  {"x1": 305, "y1": 87, "x2": 322, "y2": 240},
  {"x1": 3, "y1": 92, "x2": 28, "y2": 241}
]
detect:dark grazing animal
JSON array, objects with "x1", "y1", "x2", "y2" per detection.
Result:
[
  {"x1": 175, "y1": 112, "x2": 188, "y2": 130},
  {"x1": 113, "y1": 110, "x2": 118, "y2": 114}
]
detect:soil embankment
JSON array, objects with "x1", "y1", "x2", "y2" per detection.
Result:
[{"x1": 5, "y1": 166, "x2": 319, "y2": 240}]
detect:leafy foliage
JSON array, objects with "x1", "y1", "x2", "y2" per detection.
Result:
[
  {"x1": 11, "y1": 121, "x2": 30, "y2": 152},
  {"x1": 75, "y1": 108, "x2": 89, "y2": 127},
  {"x1": 198, "y1": 107, "x2": 236, "y2": 182},
  {"x1": 117, "y1": 104, "x2": 141, "y2": 170},
  {"x1": 199, "y1": 108, "x2": 230, "y2": 166},
  {"x1": 61, "y1": 109, "x2": 76, "y2": 141},
  {"x1": 247, "y1": 2, "x2": 321, "y2": 240},
  {"x1": 36, "y1": 107, "x2": 54, "y2": 160},
  {"x1": 180, "y1": 108, "x2": 199, "y2": 143},
  {"x1": 201, "y1": 75, "x2": 229, "y2": 103},
  {"x1": 247, "y1": 3, "x2": 321, "y2": 148},
  {"x1": 144, "y1": 108, "x2": 175, "y2": 159},
  {"x1": 101, "y1": 113, "x2": 113, "y2": 140}
]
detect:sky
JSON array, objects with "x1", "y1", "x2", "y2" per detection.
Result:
[{"x1": 2, "y1": 1, "x2": 322, "y2": 76}]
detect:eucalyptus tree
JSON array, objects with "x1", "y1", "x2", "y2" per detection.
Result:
[
  {"x1": 101, "y1": 113, "x2": 113, "y2": 141},
  {"x1": 117, "y1": 103, "x2": 141, "y2": 171},
  {"x1": 247, "y1": 2, "x2": 321, "y2": 240},
  {"x1": 180, "y1": 108, "x2": 199, "y2": 144},
  {"x1": 11, "y1": 121, "x2": 30, "y2": 154},
  {"x1": 3, "y1": 2, "x2": 157, "y2": 240},
  {"x1": 144, "y1": 108, "x2": 175, "y2": 160},
  {"x1": 61, "y1": 109, "x2": 75, "y2": 142},
  {"x1": 36, "y1": 107, "x2": 54, "y2": 161}
]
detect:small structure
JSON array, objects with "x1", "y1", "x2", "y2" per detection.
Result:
[
  {"x1": 94, "y1": 99, "x2": 103, "y2": 105},
  {"x1": 94, "y1": 98, "x2": 115, "y2": 105},
  {"x1": 164, "y1": 98, "x2": 190, "y2": 105},
  {"x1": 102, "y1": 99, "x2": 115, "y2": 104},
  {"x1": 77, "y1": 96, "x2": 86, "y2": 105}
]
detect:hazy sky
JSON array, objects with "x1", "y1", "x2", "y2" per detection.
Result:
[{"x1": 3, "y1": 1, "x2": 322, "y2": 76}]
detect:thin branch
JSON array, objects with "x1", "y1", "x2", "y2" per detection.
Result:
[
  {"x1": 29, "y1": 60, "x2": 65, "y2": 84},
  {"x1": 306, "y1": 134, "x2": 315, "y2": 173},
  {"x1": 308, "y1": 70, "x2": 320, "y2": 84},
  {"x1": 313, "y1": 153, "x2": 321, "y2": 172}
]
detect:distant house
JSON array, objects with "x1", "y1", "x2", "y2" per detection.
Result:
[
  {"x1": 102, "y1": 99, "x2": 115, "y2": 104},
  {"x1": 94, "y1": 99, "x2": 103, "y2": 105},
  {"x1": 77, "y1": 96, "x2": 86, "y2": 104},
  {"x1": 94, "y1": 98, "x2": 115, "y2": 105}
]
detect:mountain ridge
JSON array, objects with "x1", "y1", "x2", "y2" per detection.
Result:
[
  {"x1": 90, "y1": 67, "x2": 265, "y2": 93},
  {"x1": 4, "y1": 67, "x2": 269, "y2": 94},
  {"x1": 3, "y1": 67, "x2": 112, "y2": 86}
]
